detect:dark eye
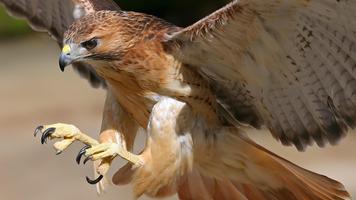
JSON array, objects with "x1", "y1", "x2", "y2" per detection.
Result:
[{"x1": 81, "y1": 38, "x2": 98, "y2": 50}]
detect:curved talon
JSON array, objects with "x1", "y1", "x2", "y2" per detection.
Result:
[
  {"x1": 34, "y1": 125, "x2": 43, "y2": 137},
  {"x1": 83, "y1": 156, "x2": 92, "y2": 165},
  {"x1": 76, "y1": 145, "x2": 91, "y2": 164},
  {"x1": 86, "y1": 175, "x2": 103, "y2": 185},
  {"x1": 41, "y1": 128, "x2": 56, "y2": 144}
]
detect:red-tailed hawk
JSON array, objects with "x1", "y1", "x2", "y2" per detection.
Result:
[{"x1": 1, "y1": 0, "x2": 355, "y2": 199}]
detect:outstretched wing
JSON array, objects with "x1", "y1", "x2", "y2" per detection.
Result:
[
  {"x1": 166, "y1": 0, "x2": 356, "y2": 150},
  {"x1": 0, "y1": 0, "x2": 120, "y2": 88}
]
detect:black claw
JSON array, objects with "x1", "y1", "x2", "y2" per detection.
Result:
[
  {"x1": 86, "y1": 175, "x2": 103, "y2": 185},
  {"x1": 56, "y1": 151, "x2": 62, "y2": 155},
  {"x1": 76, "y1": 145, "x2": 91, "y2": 164},
  {"x1": 34, "y1": 126, "x2": 43, "y2": 137},
  {"x1": 83, "y1": 156, "x2": 92, "y2": 165},
  {"x1": 41, "y1": 127, "x2": 56, "y2": 144}
]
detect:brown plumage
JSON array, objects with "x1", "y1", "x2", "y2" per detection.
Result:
[{"x1": 1, "y1": 0, "x2": 355, "y2": 199}]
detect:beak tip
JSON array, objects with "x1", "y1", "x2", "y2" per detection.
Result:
[
  {"x1": 59, "y1": 54, "x2": 71, "y2": 72},
  {"x1": 59, "y1": 65, "x2": 65, "y2": 72}
]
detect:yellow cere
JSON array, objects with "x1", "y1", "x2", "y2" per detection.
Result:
[{"x1": 62, "y1": 45, "x2": 71, "y2": 54}]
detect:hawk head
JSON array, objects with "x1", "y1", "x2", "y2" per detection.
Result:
[{"x1": 59, "y1": 10, "x2": 143, "y2": 71}]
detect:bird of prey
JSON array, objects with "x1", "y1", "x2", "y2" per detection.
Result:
[{"x1": 1, "y1": 0, "x2": 355, "y2": 199}]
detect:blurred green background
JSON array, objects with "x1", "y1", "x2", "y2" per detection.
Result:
[
  {"x1": 0, "y1": 0, "x2": 229, "y2": 38},
  {"x1": 0, "y1": 6, "x2": 30, "y2": 37}
]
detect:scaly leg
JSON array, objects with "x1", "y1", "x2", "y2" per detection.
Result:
[
  {"x1": 34, "y1": 123, "x2": 98, "y2": 149},
  {"x1": 34, "y1": 123, "x2": 142, "y2": 168},
  {"x1": 35, "y1": 89, "x2": 144, "y2": 188}
]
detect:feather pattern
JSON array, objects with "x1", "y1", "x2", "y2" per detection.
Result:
[
  {"x1": 1, "y1": 0, "x2": 354, "y2": 198},
  {"x1": 166, "y1": 0, "x2": 356, "y2": 150}
]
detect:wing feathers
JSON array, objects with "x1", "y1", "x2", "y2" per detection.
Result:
[
  {"x1": 166, "y1": 0, "x2": 356, "y2": 150},
  {"x1": 0, "y1": 0, "x2": 73, "y2": 40}
]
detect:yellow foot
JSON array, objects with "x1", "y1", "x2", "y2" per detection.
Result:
[
  {"x1": 34, "y1": 123, "x2": 143, "y2": 184},
  {"x1": 78, "y1": 142, "x2": 144, "y2": 184},
  {"x1": 85, "y1": 143, "x2": 143, "y2": 166},
  {"x1": 34, "y1": 123, "x2": 99, "y2": 154}
]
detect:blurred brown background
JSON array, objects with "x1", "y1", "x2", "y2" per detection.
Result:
[{"x1": 0, "y1": 1, "x2": 355, "y2": 200}]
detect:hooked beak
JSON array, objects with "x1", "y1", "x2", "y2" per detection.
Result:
[{"x1": 59, "y1": 44, "x2": 74, "y2": 72}]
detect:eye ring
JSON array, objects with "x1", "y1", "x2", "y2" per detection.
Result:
[{"x1": 81, "y1": 38, "x2": 98, "y2": 50}]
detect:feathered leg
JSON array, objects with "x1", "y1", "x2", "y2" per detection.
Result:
[
  {"x1": 112, "y1": 97, "x2": 194, "y2": 199},
  {"x1": 90, "y1": 88, "x2": 143, "y2": 192}
]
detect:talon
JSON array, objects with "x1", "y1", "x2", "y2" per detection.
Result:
[
  {"x1": 34, "y1": 125, "x2": 43, "y2": 137},
  {"x1": 76, "y1": 145, "x2": 91, "y2": 164},
  {"x1": 41, "y1": 128, "x2": 56, "y2": 144},
  {"x1": 83, "y1": 156, "x2": 92, "y2": 165},
  {"x1": 56, "y1": 151, "x2": 62, "y2": 155},
  {"x1": 86, "y1": 175, "x2": 103, "y2": 185}
]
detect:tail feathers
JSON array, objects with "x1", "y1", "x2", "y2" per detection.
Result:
[
  {"x1": 277, "y1": 160, "x2": 350, "y2": 200},
  {"x1": 177, "y1": 170, "x2": 248, "y2": 200},
  {"x1": 112, "y1": 165, "x2": 271, "y2": 200},
  {"x1": 245, "y1": 140, "x2": 351, "y2": 200},
  {"x1": 112, "y1": 158, "x2": 350, "y2": 200},
  {"x1": 184, "y1": 132, "x2": 350, "y2": 200},
  {"x1": 113, "y1": 163, "x2": 265, "y2": 200},
  {"x1": 176, "y1": 169, "x2": 349, "y2": 200},
  {"x1": 111, "y1": 135, "x2": 350, "y2": 200},
  {"x1": 176, "y1": 170, "x2": 307, "y2": 200}
]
